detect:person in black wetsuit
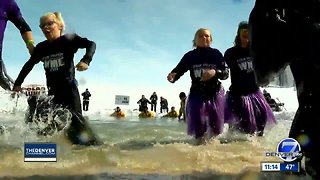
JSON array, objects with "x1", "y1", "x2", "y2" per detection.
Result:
[
  {"x1": 149, "y1": 92, "x2": 158, "y2": 112},
  {"x1": 159, "y1": 96, "x2": 169, "y2": 114},
  {"x1": 0, "y1": 0, "x2": 35, "y2": 90},
  {"x1": 249, "y1": 0, "x2": 320, "y2": 178},
  {"x1": 81, "y1": 88, "x2": 91, "y2": 111},
  {"x1": 224, "y1": 21, "x2": 276, "y2": 136},
  {"x1": 12, "y1": 12, "x2": 101, "y2": 146}
]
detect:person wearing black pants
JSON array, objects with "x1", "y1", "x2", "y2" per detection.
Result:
[
  {"x1": 12, "y1": 12, "x2": 101, "y2": 146},
  {"x1": 149, "y1": 92, "x2": 158, "y2": 112},
  {"x1": 82, "y1": 88, "x2": 91, "y2": 111}
]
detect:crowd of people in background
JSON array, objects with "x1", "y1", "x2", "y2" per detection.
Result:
[{"x1": 134, "y1": 92, "x2": 186, "y2": 120}]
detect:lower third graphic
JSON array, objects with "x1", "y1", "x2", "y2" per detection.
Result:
[{"x1": 24, "y1": 143, "x2": 57, "y2": 162}]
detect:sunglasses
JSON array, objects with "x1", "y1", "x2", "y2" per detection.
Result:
[{"x1": 39, "y1": 20, "x2": 56, "y2": 29}]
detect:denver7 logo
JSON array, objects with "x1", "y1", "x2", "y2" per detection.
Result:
[{"x1": 277, "y1": 138, "x2": 302, "y2": 162}]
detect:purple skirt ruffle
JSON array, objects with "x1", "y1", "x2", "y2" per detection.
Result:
[
  {"x1": 185, "y1": 87, "x2": 225, "y2": 139},
  {"x1": 224, "y1": 89, "x2": 276, "y2": 134}
]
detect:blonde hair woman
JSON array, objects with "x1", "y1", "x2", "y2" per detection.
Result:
[{"x1": 167, "y1": 28, "x2": 229, "y2": 141}]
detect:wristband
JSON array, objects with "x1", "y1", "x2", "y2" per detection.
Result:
[{"x1": 25, "y1": 39, "x2": 34, "y2": 46}]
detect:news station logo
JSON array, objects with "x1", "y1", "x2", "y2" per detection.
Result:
[
  {"x1": 265, "y1": 138, "x2": 303, "y2": 162},
  {"x1": 24, "y1": 143, "x2": 56, "y2": 162}
]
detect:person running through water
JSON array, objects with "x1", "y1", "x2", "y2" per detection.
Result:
[
  {"x1": 224, "y1": 21, "x2": 276, "y2": 136},
  {"x1": 81, "y1": 88, "x2": 91, "y2": 111},
  {"x1": 12, "y1": 12, "x2": 101, "y2": 146},
  {"x1": 167, "y1": 28, "x2": 229, "y2": 141},
  {"x1": 0, "y1": 0, "x2": 35, "y2": 90},
  {"x1": 249, "y1": 0, "x2": 320, "y2": 177}
]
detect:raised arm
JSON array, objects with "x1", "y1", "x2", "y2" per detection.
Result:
[{"x1": 8, "y1": 0, "x2": 34, "y2": 54}]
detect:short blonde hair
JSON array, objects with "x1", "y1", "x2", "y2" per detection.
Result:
[
  {"x1": 40, "y1": 12, "x2": 65, "y2": 34},
  {"x1": 192, "y1": 28, "x2": 212, "y2": 47}
]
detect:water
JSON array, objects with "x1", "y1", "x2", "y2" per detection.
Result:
[{"x1": 0, "y1": 91, "x2": 312, "y2": 179}]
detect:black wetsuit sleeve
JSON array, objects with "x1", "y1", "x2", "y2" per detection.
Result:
[
  {"x1": 14, "y1": 48, "x2": 40, "y2": 86},
  {"x1": 171, "y1": 54, "x2": 189, "y2": 82},
  {"x1": 14, "y1": 59, "x2": 36, "y2": 86},
  {"x1": 72, "y1": 34, "x2": 96, "y2": 65},
  {"x1": 7, "y1": 0, "x2": 31, "y2": 34},
  {"x1": 10, "y1": 16, "x2": 32, "y2": 34}
]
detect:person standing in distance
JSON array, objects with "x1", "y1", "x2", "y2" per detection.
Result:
[{"x1": 82, "y1": 88, "x2": 91, "y2": 111}]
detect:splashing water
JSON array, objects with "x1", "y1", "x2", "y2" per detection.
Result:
[{"x1": 0, "y1": 88, "x2": 310, "y2": 179}]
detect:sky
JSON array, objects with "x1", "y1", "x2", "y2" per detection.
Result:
[{"x1": 2, "y1": 0, "x2": 256, "y2": 111}]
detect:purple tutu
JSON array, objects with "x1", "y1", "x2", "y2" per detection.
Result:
[
  {"x1": 224, "y1": 89, "x2": 276, "y2": 134},
  {"x1": 185, "y1": 87, "x2": 225, "y2": 139}
]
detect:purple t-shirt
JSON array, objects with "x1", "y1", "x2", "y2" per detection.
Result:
[{"x1": 0, "y1": 0, "x2": 22, "y2": 57}]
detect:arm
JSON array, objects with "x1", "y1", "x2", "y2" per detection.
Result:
[
  {"x1": 249, "y1": 1, "x2": 290, "y2": 86},
  {"x1": 72, "y1": 34, "x2": 96, "y2": 65},
  {"x1": 13, "y1": 59, "x2": 36, "y2": 88},
  {"x1": 168, "y1": 54, "x2": 189, "y2": 83},
  {"x1": 69, "y1": 34, "x2": 96, "y2": 71},
  {"x1": 8, "y1": 1, "x2": 34, "y2": 54},
  {"x1": 215, "y1": 50, "x2": 229, "y2": 80},
  {"x1": 13, "y1": 47, "x2": 40, "y2": 88}
]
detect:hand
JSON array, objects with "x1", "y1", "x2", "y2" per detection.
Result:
[
  {"x1": 76, "y1": 61, "x2": 88, "y2": 71},
  {"x1": 167, "y1": 72, "x2": 176, "y2": 83},
  {"x1": 12, "y1": 86, "x2": 22, "y2": 92},
  {"x1": 201, "y1": 69, "x2": 216, "y2": 81},
  {"x1": 11, "y1": 86, "x2": 22, "y2": 98}
]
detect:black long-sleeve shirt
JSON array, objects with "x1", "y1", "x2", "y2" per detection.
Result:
[
  {"x1": 171, "y1": 47, "x2": 229, "y2": 97},
  {"x1": 14, "y1": 34, "x2": 96, "y2": 91},
  {"x1": 224, "y1": 46, "x2": 259, "y2": 95}
]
